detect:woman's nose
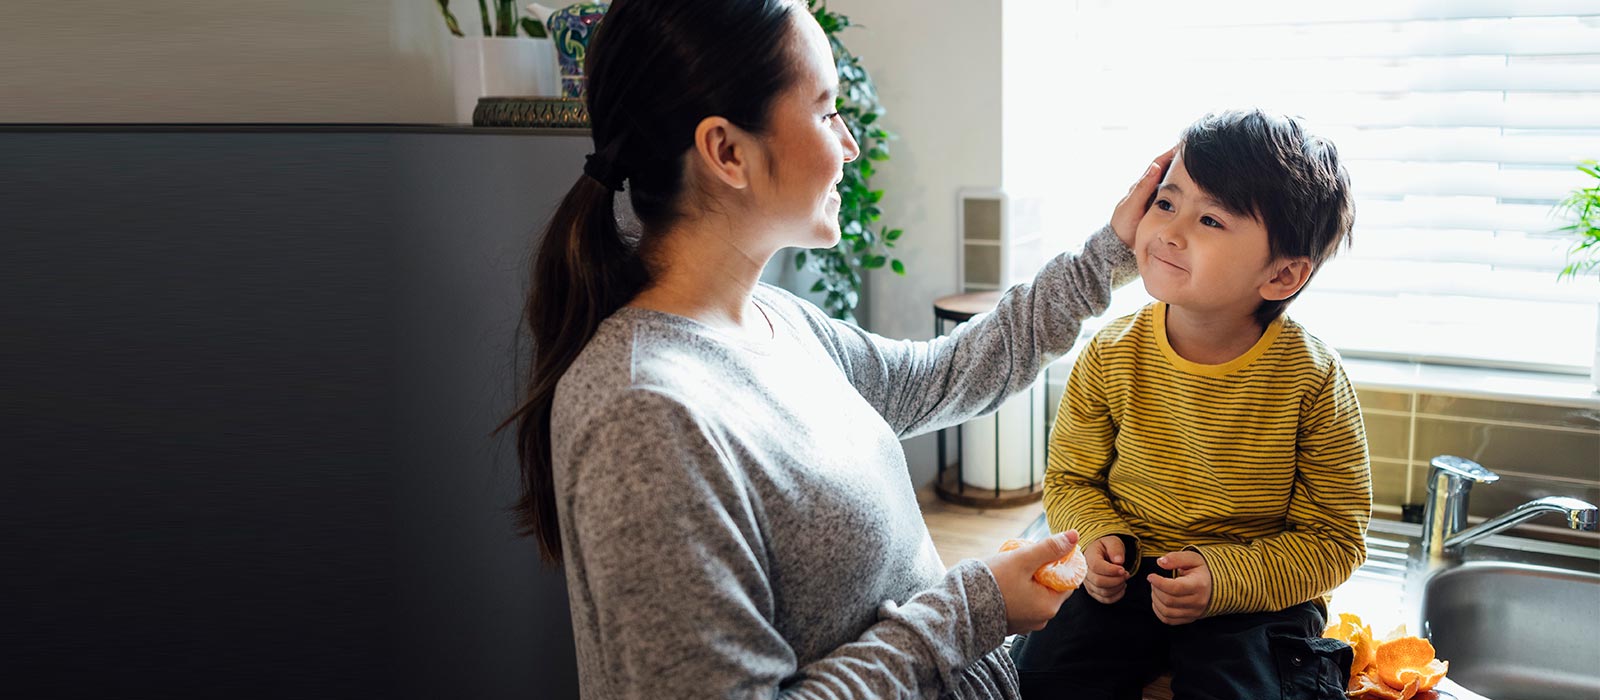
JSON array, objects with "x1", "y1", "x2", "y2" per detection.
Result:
[{"x1": 840, "y1": 122, "x2": 861, "y2": 163}]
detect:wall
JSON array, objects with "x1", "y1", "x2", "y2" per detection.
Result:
[
  {"x1": 0, "y1": 1, "x2": 456, "y2": 123},
  {"x1": 829, "y1": 0, "x2": 1004, "y2": 487}
]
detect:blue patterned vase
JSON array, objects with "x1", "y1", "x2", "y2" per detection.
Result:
[{"x1": 545, "y1": 2, "x2": 608, "y2": 99}]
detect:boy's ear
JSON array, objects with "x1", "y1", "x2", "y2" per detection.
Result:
[{"x1": 1259, "y1": 257, "x2": 1314, "y2": 302}]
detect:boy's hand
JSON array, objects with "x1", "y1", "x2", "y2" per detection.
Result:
[
  {"x1": 1082, "y1": 535, "x2": 1131, "y2": 604},
  {"x1": 1148, "y1": 551, "x2": 1212, "y2": 625},
  {"x1": 1109, "y1": 145, "x2": 1177, "y2": 248},
  {"x1": 983, "y1": 531, "x2": 1079, "y2": 634}
]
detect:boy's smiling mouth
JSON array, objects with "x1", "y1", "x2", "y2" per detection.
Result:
[{"x1": 1147, "y1": 247, "x2": 1187, "y2": 273}]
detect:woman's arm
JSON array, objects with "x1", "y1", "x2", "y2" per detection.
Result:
[
  {"x1": 805, "y1": 224, "x2": 1136, "y2": 438},
  {"x1": 800, "y1": 149, "x2": 1172, "y2": 438}
]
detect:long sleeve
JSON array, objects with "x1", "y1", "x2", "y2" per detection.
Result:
[
  {"x1": 562, "y1": 388, "x2": 1010, "y2": 699},
  {"x1": 801, "y1": 225, "x2": 1137, "y2": 439},
  {"x1": 1187, "y1": 364, "x2": 1372, "y2": 617},
  {"x1": 1042, "y1": 338, "x2": 1136, "y2": 552}
]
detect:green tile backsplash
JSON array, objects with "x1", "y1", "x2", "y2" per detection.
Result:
[
  {"x1": 1357, "y1": 389, "x2": 1412, "y2": 414},
  {"x1": 1415, "y1": 394, "x2": 1600, "y2": 431},
  {"x1": 1370, "y1": 458, "x2": 1412, "y2": 511},
  {"x1": 1411, "y1": 417, "x2": 1599, "y2": 483},
  {"x1": 1362, "y1": 413, "x2": 1411, "y2": 462},
  {"x1": 1357, "y1": 386, "x2": 1599, "y2": 543}
]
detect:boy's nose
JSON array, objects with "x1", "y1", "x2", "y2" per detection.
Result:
[{"x1": 1158, "y1": 224, "x2": 1186, "y2": 248}]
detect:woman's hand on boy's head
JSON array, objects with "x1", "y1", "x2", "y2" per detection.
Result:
[
  {"x1": 1083, "y1": 535, "x2": 1132, "y2": 604},
  {"x1": 1148, "y1": 550, "x2": 1212, "y2": 625},
  {"x1": 1110, "y1": 145, "x2": 1178, "y2": 248}
]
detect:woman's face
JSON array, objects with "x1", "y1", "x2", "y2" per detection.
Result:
[{"x1": 749, "y1": 13, "x2": 861, "y2": 249}]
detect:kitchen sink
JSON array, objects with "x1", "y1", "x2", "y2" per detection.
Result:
[{"x1": 1419, "y1": 562, "x2": 1600, "y2": 700}]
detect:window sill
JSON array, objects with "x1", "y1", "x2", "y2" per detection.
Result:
[{"x1": 1342, "y1": 357, "x2": 1600, "y2": 409}]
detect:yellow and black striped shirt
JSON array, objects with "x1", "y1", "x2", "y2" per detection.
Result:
[{"x1": 1044, "y1": 302, "x2": 1371, "y2": 617}]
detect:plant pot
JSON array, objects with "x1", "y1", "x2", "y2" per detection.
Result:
[{"x1": 450, "y1": 37, "x2": 559, "y2": 124}]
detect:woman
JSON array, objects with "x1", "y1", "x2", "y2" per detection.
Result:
[{"x1": 503, "y1": 0, "x2": 1172, "y2": 696}]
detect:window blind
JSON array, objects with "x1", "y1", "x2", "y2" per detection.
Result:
[{"x1": 1019, "y1": 0, "x2": 1600, "y2": 371}]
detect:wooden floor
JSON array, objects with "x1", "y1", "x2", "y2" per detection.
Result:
[
  {"x1": 916, "y1": 486, "x2": 1044, "y2": 566},
  {"x1": 917, "y1": 487, "x2": 1174, "y2": 700}
]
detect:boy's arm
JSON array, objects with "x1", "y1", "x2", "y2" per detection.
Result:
[
  {"x1": 1043, "y1": 339, "x2": 1138, "y2": 559},
  {"x1": 1187, "y1": 363, "x2": 1372, "y2": 617}
]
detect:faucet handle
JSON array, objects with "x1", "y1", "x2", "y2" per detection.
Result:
[{"x1": 1429, "y1": 455, "x2": 1500, "y2": 484}]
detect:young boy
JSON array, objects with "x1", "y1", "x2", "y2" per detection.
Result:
[{"x1": 1010, "y1": 110, "x2": 1371, "y2": 699}]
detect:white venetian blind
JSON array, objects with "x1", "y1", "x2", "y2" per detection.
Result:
[{"x1": 1014, "y1": 0, "x2": 1600, "y2": 371}]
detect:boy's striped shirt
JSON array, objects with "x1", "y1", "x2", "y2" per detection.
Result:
[{"x1": 1045, "y1": 302, "x2": 1371, "y2": 616}]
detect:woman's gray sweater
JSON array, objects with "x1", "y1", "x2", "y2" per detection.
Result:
[{"x1": 550, "y1": 225, "x2": 1136, "y2": 699}]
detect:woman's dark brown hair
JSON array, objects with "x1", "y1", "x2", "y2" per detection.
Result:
[{"x1": 498, "y1": 0, "x2": 801, "y2": 564}]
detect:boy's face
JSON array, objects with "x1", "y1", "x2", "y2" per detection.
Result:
[{"x1": 1134, "y1": 152, "x2": 1284, "y2": 320}]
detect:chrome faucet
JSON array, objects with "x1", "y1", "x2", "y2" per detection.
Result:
[{"x1": 1421, "y1": 455, "x2": 1599, "y2": 561}]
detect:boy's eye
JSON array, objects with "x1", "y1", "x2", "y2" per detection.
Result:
[
  {"x1": 1154, "y1": 198, "x2": 1174, "y2": 212},
  {"x1": 1200, "y1": 215, "x2": 1224, "y2": 229}
]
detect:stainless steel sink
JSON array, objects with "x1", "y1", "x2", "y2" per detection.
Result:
[{"x1": 1419, "y1": 562, "x2": 1600, "y2": 700}]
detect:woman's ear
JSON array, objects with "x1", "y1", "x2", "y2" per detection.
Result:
[
  {"x1": 1259, "y1": 257, "x2": 1314, "y2": 302},
  {"x1": 690, "y1": 116, "x2": 756, "y2": 191}
]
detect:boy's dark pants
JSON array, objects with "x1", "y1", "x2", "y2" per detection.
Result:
[{"x1": 1008, "y1": 558, "x2": 1351, "y2": 700}]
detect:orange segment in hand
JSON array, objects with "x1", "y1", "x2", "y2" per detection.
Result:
[{"x1": 997, "y1": 537, "x2": 1088, "y2": 593}]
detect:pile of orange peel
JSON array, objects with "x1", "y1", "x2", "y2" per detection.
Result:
[{"x1": 1323, "y1": 613, "x2": 1450, "y2": 699}]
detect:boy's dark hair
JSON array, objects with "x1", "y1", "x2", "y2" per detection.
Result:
[{"x1": 1179, "y1": 109, "x2": 1355, "y2": 327}]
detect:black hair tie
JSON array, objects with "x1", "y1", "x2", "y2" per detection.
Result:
[{"x1": 583, "y1": 151, "x2": 626, "y2": 192}]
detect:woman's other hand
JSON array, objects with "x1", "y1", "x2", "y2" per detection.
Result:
[{"x1": 984, "y1": 530, "x2": 1079, "y2": 634}]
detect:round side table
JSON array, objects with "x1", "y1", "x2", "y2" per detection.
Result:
[{"x1": 931, "y1": 291, "x2": 1046, "y2": 508}]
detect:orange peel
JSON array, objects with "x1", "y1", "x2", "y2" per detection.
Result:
[
  {"x1": 1349, "y1": 670, "x2": 1422, "y2": 700},
  {"x1": 1323, "y1": 612, "x2": 1378, "y2": 683},
  {"x1": 1369, "y1": 639, "x2": 1446, "y2": 693},
  {"x1": 998, "y1": 537, "x2": 1088, "y2": 593},
  {"x1": 1325, "y1": 613, "x2": 1447, "y2": 697},
  {"x1": 1374, "y1": 636, "x2": 1448, "y2": 691}
]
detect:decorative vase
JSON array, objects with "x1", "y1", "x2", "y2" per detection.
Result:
[
  {"x1": 541, "y1": 2, "x2": 608, "y2": 99},
  {"x1": 450, "y1": 37, "x2": 560, "y2": 124}
]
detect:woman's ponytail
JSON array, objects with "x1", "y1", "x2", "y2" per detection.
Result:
[
  {"x1": 498, "y1": 0, "x2": 803, "y2": 565},
  {"x1": 502, "y1": 173, "x2": 647, "y2": 565}
]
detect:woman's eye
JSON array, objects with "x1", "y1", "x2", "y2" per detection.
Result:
[
  {"x1": 823, "y1": 112, "x2": 841, "y2": 122},
  {"x1": 1201, "y1": 215, "x2": 1223, "y2": 228},
  {"x1": 1154, "y1": 199, "x2": 1174, "y2": 212}
]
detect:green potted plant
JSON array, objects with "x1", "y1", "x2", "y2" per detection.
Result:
[
  {"x1": 436, "y1": 0, "x2": 558, "y2": 123},
  {"x1": 1555, "y1": 159, "x2": 1599, "y2": 390},
  {"x1": 796, "y1": 0, "x2": 906, "y2": 323}
]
